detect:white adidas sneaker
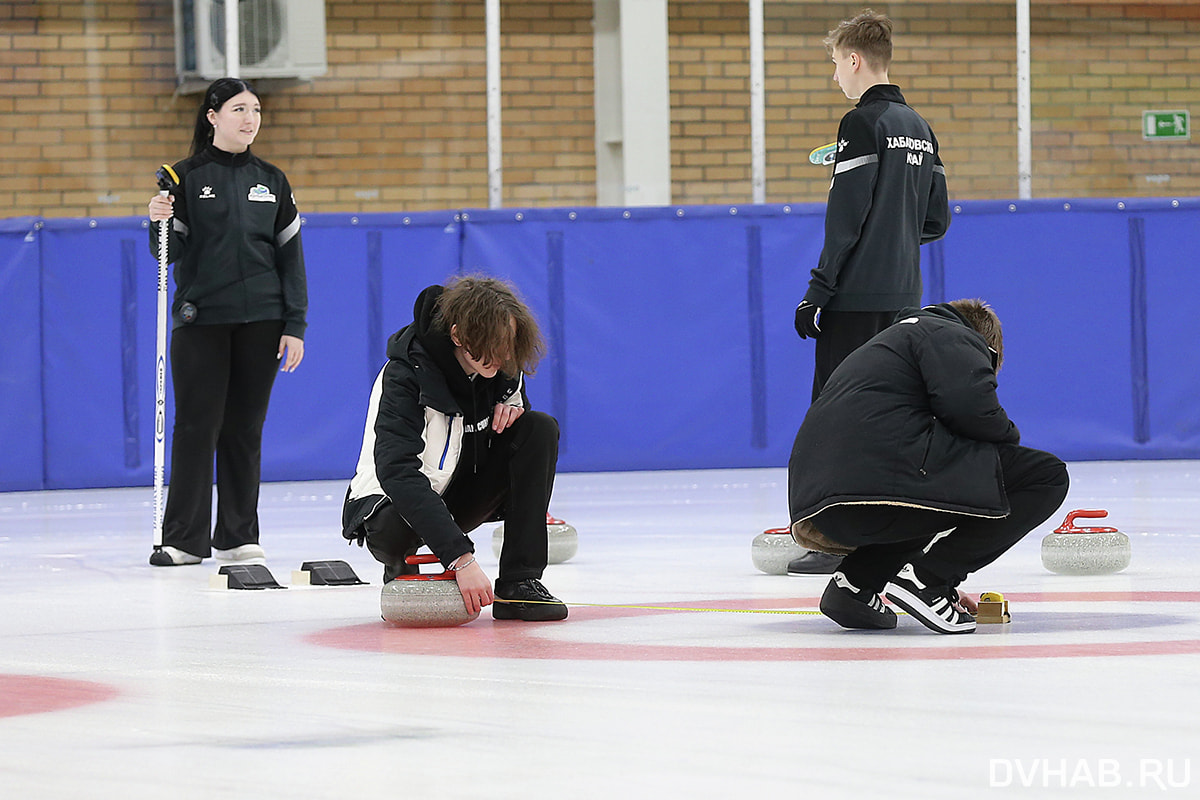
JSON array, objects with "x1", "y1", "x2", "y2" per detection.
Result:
[
  {"x1": 212, "y1": 544, "x2": 267, "y2": 564},
  {"x1": 884, "y1": 563, "x2": 976, "y2": 634}
]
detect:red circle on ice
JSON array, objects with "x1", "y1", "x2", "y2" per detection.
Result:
[
  {"x1": 307, "y1": 591, "x2": 1200, "y2": 662},
  {"x1": 0, "y1": 674, "x2": 120, "y2": 718}
]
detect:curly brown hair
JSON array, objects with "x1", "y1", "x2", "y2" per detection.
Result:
[
  {"x1": 948, "y1": 298, "x2": 1004, "y2": 369},
  {"x1": 434, "y1": 274, "x2": 545, "y2": 376},
  {"x1": 824, "y1": 9, "x2": 893, "y2": 72}
]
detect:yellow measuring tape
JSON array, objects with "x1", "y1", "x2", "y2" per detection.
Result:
[
  {"x1": 485, "y1": 595, "x2": 944, "y2": 618},
  {"x1": 491, "y1": 598, "x2": 827, "y2": 616}
]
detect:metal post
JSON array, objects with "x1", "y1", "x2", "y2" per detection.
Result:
[
  {"x1": 749, "y1": 0, "x2": 765, "y2": 204},
  {"x1": 1016, "y1": 0, "x2": 1031, "y2": 199},
  {"x1": 486, "y1": 0, "x2": 502, "y2": 209},
  {"x1": 225, "y1": 0, "x2": 240, "y2": 78}
]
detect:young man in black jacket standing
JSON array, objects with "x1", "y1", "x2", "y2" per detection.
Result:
[
  {"x1": 788, "y1": 300, "x2": 1069, "y2": 634},
  {"x1": 342, "y1": 275, "x2": 567, "y2": 621},
  {"x1": 789, "y1": 9, "x2": 951, "y2": 575}
]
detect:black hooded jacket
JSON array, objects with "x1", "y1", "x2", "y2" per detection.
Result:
[
  {"x1": 789, "y1": 304, "x2": 1020, "y2": 527},
  {"x1": 342, "y1": 285, "x2": 526, "y2": 567}
]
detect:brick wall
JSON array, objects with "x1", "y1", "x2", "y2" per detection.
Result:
[
  {"x1": 674, "y1": 1, "x2": 1200, "y2": 203},
  {"x1": 1, "y1": 1, "x2": 1197, "y2": 218}
]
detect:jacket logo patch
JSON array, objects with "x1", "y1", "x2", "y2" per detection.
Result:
[
  {"x1": 463, "y1": 415, "x2": 492, "y2": 434},
  {"x1": 247, "y1": 184, "x2": 277, "y2": 203},
  {"x1": 886, "y1": 135, "x2": 934, "y2": 154},
  {"x1": 887, "y1": 135, "x2": 934, "y2": 165},
  {"x1": 198, "y1": 186, "x2": 216, "y2": 199}
]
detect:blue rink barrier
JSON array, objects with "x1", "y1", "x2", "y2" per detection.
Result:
[
  {"x1": 0, "y1": 218, "x2": 44, "y2": 491},
  {"x1": 0, "y1": 198, "x2": 1197, "y2": 491}
]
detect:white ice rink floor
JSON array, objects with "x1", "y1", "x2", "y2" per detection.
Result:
[{"x1": 2, "y1": 461, "x2": 1198, "y2": 799}]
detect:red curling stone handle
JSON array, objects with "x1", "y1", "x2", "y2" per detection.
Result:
[
  {"x1": 396, "y1": 552, "x2": 457, "y2": 581},
  {"x1": 1054, "y1": 509, "x2": 1119, "y2": 534}
]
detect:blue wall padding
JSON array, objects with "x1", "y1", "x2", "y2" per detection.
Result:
[
  {"x1": 746, "y1": 224, "x2": 768, "y2": 449},
  {"x1": 939, "y1": 201, "x2": 1137, "y2": 460},
  {"x1": 460, "y1": 205, "x2": 825, "y2": 470},
  {"x1": 1128, "y1": 217, "x2": 1149, "y2": 445},
  {"x1": 757, "y1": 208, "x2": 826, "y2": 457},
  {"x1": 120, "y1": 238, "x2": 143, "y2": 469},
  {"x1": 937, "y1": 198, "x2": 1200, "y2": 460},
  {"x1": 38, "y1": 218, "x2": 172, "y2": 489},
  {"x1": 1144, "y1": 207, "x2": 1200, "y2": 454},
  {"x1": 260, "y1": 211, "x2": 464, "y2": 482},
  {"x1": 922, "y1": 239, "x2": 947, "y2": 304},
  {"x1": 0, "y1": 197, "x2": 1196, "y2": 491},
  {"x1": 0, "y1": 219, "x2": 45, "y2": 491}
]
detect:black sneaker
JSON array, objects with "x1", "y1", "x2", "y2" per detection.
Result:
[
  {"x1": 493, "y1": 579, "x2": 568, "y2": 621},
  {"x1": 884, "y1": 563, "x2": 976, "y2": 634},
  {"x1": 787, "y1": 551, "x2": 844, "y2": 575},
  {"x1": 819, "y1": 572, "x2": 897, "y2": 630},
  {"x1": 149, "y1": 546, "x2": 202, "y2": 566}
]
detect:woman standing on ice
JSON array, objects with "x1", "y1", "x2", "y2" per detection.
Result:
[{"x1": 146, "y1": 77, "x2": 308, "y2": 567}]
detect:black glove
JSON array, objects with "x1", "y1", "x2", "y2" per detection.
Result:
[{"x1": 794, "y1": 301, "x2": 822, "y2": 339}]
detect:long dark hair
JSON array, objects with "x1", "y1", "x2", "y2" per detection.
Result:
[{"x1": 189, "y1": 77, "x2": 259, "y2": 156}]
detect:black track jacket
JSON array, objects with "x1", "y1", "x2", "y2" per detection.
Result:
[
  {"x1": 342, "y1": 286, "x2": 527, "y2": 569},
  {"x1": 149, "y1": 144, "x2": 308, "y2": 338},
  {"x1": 804, "y1": 84, "x2": 950, "y2": 312}
]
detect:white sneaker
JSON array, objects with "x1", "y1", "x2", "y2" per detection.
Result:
[
  {"x1": 884, "y1": 563, "x2": 976, "y2": 634},
  {"x1": 212, "y1": 544, "x2": 266, "y2": 564},
  {"x1": 149, "y1": 546, "x2": 202, "y2": 566}
]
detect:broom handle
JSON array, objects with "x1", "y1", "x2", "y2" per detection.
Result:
[{"x1": 153, "y1": 191, "x2": 169, "y2": 548}]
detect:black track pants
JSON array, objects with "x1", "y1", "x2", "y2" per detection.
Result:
[
  {"x1": 813, "y1": 444, "x2": 1069, "y2": 593},
  {"x1": 811, "y1": 310, "x2": 897, "y2": 401},
  {"x1": 364, "y1": 410, "x2": 560, "y2": 583},
  {"x1": 162, "y1": 320, "x2": 284, "y2": 557}
]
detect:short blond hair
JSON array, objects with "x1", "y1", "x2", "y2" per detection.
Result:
[{"x1": 825, "y1": 9, "x2": 893, "y2": 72}]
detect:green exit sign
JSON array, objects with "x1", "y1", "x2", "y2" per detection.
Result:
[{"x1": 1142, "y1": 110, "x2": 1189, "y2": 141}]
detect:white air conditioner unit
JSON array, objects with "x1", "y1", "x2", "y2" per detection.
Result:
[{"x1": 174, "y1": 0, "x2": 327, "y2": 84}]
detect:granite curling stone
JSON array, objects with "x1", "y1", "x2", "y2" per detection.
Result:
[
  {"x1": 493, "y1": 513, "x2": 578, "y2": 564},
  {"x1": 751, "y1": 527, "x2": 810, "y2": 575},
  {"x1": 1041, "y1": 509, "x2": 1131, "y2": 576},
  {"x1": 380, "y1": 554, "x2": 479, "y2": 627}
]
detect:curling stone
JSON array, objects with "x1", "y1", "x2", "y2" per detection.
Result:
[
  {"x1": 493, "y1": 513, "x2": 578, "y2": 564},
  {"x1": 751, "y1": 527, "x2": 810, "y2": 575},
  {"x1": 380, "y1": 554, "x2": 479, "y2": 628},
  {"x1": 1041, "y1": 509, "x2": 1131, "y2": 575}
]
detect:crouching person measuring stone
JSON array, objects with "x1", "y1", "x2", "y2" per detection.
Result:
[
  {"x1": 788, "y1": 299, "x2": 1068, "y2": 634},
  {"x1": 343, "y1": 275, "x2": 567, "y2": 622}
]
